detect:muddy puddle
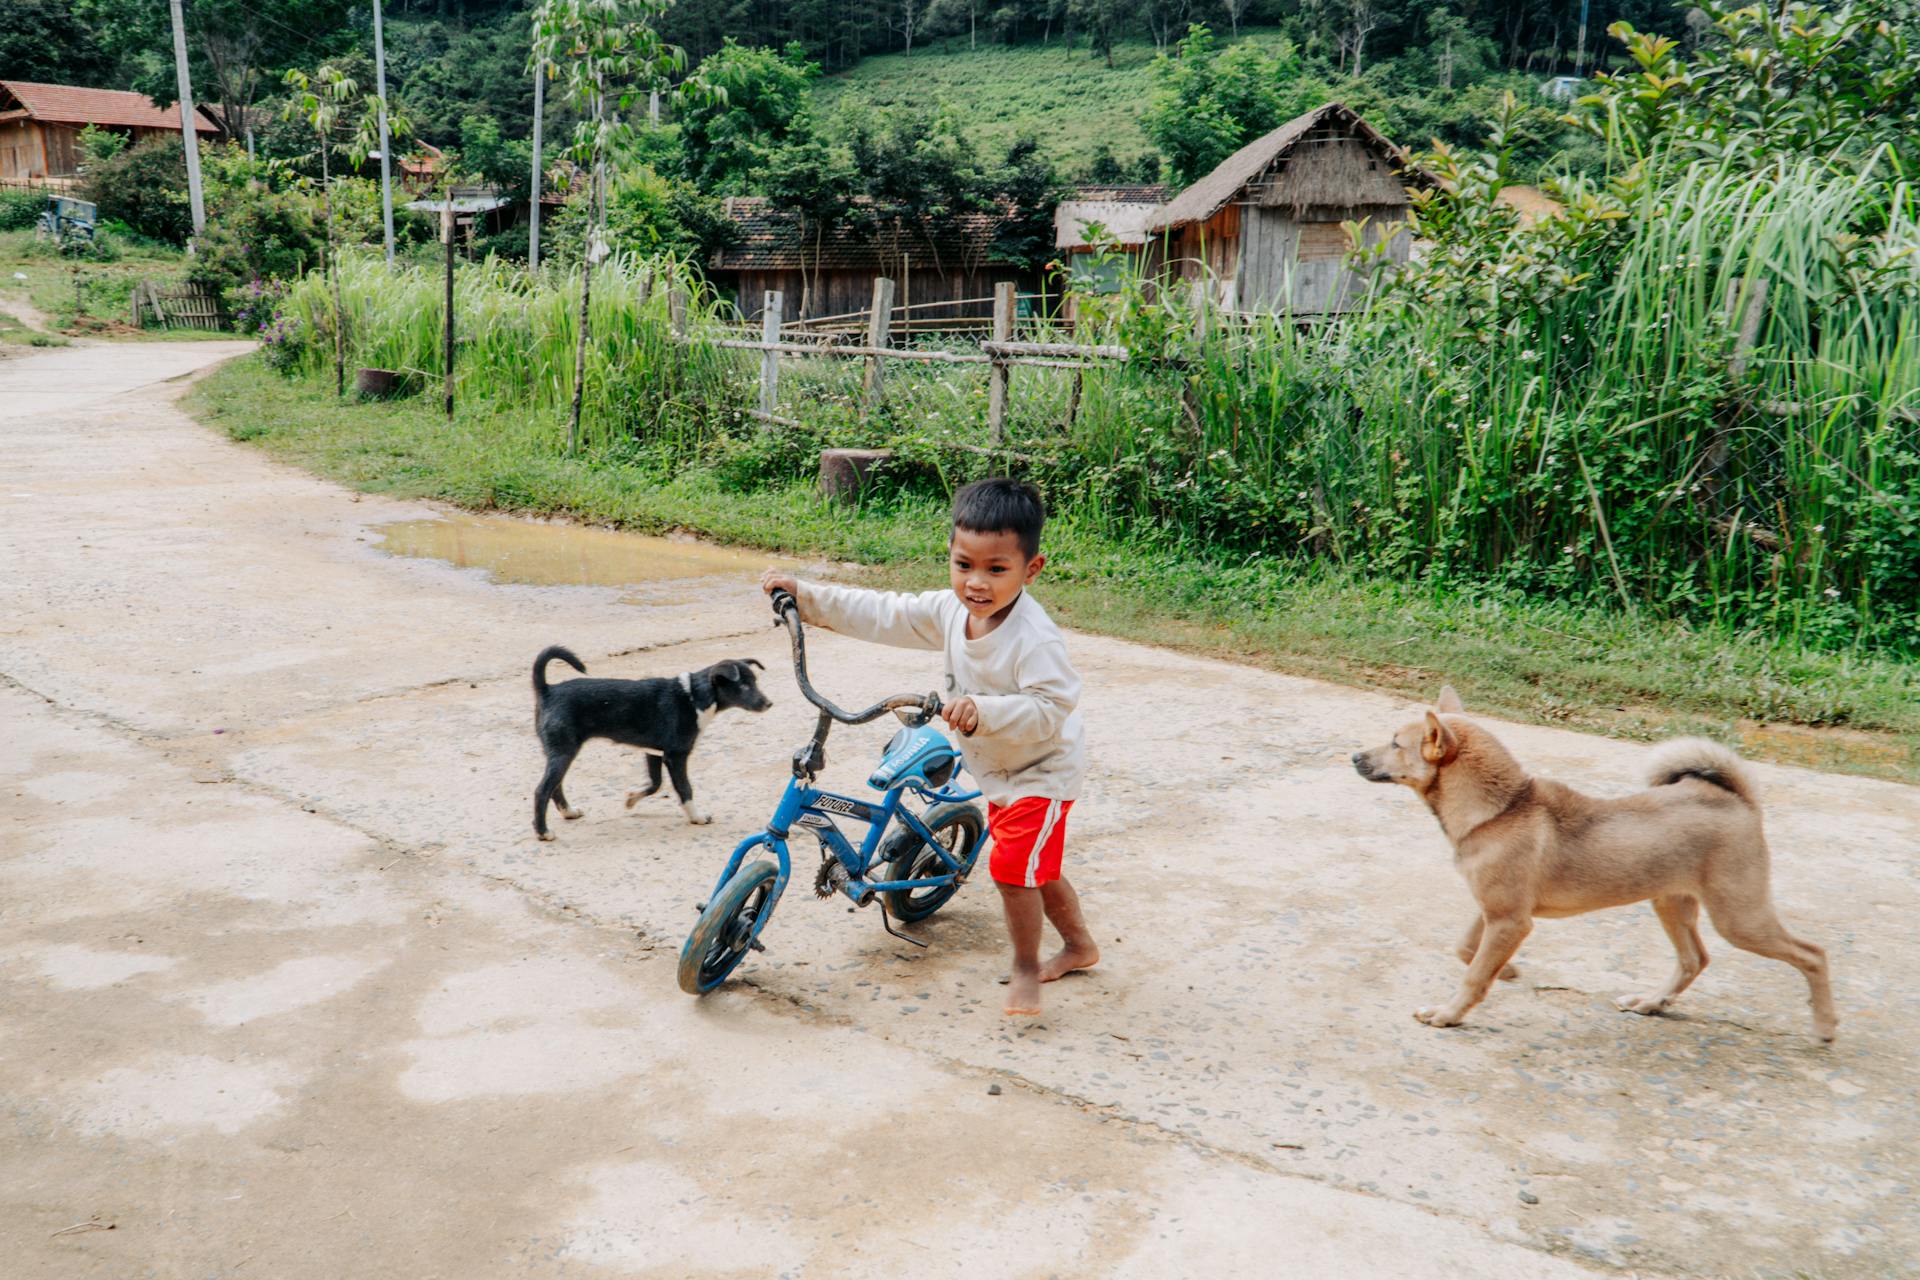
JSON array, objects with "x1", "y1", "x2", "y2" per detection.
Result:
[{"x1": 374, "y1": 512, "x2": 775, "y2": 601}]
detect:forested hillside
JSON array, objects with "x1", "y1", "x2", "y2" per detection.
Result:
[{"x1": 6, "y1": 0, "x2": 1686, "y2": 157}]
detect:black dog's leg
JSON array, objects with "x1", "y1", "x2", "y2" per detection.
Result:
[
  {"x1": 552, "y1": 779, "x2": 583, "y2": 822},
  {"x1": 625, "y1": 753, "x2": 665, "y2": 810},
  {"x1": 534, "y1": 749, "x2": 578, "y2": 841},
  {"x1": 666, "y1": 753, "x2": 709, "y2": 825}
]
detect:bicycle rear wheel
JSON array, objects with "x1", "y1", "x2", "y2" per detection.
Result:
[{"x1": 880, "y1": 803, "x2": 985, "y2": 924}]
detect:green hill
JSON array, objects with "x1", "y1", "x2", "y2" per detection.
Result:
[{"x1": 811, "y1": 32, "x2": 1296, "y2": 173}]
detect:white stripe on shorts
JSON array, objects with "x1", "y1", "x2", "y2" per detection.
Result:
[{"x1": 1026, "y1": 799, "x2": 1063, "y2": 888}]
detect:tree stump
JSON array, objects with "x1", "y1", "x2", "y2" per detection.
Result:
[
  {"x1": 818, "y1": 448, "x2": 895, "y2": 503},
  {"x1": 354, "y1": 367, "x2": 405, "y2": 399}
]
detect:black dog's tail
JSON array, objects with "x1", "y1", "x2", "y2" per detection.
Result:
[{"x1": 533, "y1": 645, "x2": 587, "y2": 699}]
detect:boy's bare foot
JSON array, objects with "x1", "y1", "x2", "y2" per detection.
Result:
[
  {"x1": 1039, "y1": 941, "x2": 1099, "y2": 983},
  {"x1": 1004, "y1": 970, "x2": 1042, "y2": 1016}
]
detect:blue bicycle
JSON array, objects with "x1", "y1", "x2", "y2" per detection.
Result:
[{"x1": 677, "y1": 590, "x2": 990, "y2": 994}]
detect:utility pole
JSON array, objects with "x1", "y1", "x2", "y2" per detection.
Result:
[
  {"x1": 529, "y1": 58, "x2": 544, "y2": 272},
  {"x1": 373, "y1": 0, "x2": 396, "y2": 267},
  {"x1": 1575, "y1": 0, "x2": 1590, "y2": 75},
  {"x1": 166, "y1": 0, "x2": 206, "y2": 238}
]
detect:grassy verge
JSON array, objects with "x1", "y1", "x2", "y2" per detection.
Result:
[
  {"x1": 186, "y1": 357, "x2": 1920, "y2": 783},
  {"x1": 0, "y1": 230, "x2": 229, "y2": 340}
]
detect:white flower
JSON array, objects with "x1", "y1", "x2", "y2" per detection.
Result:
[
  {"x1": 1824, "y1": 586, "x2": 1841, "y2": 598},
  {"x1": 1812, "y1": 524, "x2": 1825, "y2": 533}
]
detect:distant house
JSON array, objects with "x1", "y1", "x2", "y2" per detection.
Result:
[
  {"x1": 708, "y1": 196, "x2": 1041, "y2": 327},
  {"x1": 1145, "y1": 102, "x2": 1424, "y2": 316},
  {"x1": 0, "y1": 80, "x2": 219, "y2": 185},
  {"x1": 1054, "y1": 182, "x2": 1166, "y2": 270}
]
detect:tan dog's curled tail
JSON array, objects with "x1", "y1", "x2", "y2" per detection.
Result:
[{"x1": 1645, "y1": 738, "x2": 1757, "y2": 806}]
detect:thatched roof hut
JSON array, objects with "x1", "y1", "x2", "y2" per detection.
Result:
[{"x1": 1146, "y1": 102, "x2": 1424, "y2": 315}]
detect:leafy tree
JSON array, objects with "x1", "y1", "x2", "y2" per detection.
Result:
[
  {"x1": 460, "y1": 114, "x2": 533, "y2": 205},
  {"x1": 77, "y1": 0, "x2": 357, "y2": 139},
  {"x1": 677, "y1": 41, "x2": 819, "y2": 192},
  {"x1": 850, "y1": 103, "x2": 993, "y2": 272},
  {"x1": 1069, "y1": 0, "x2": 1142, "y2": 66},
  {"x1": 80, "y1": 138, "x2": 193, "y2": 243},
  {"x1": 283, "y1": 64, "x2": 359, "y2": 398},
  {"x1": 1143, "y1": 25, "x2": 1295, "y2": 186},
  {"x1": 762, "y1": 127, "x2": 862, "y2": 312},
  {"x1": 990, "y1": 135, "x2": 1062, "y2": 271},
  {"x1": 0, "y1": 0, "x2": 113, "y2": 84},
  {"x1": 1573, "y1": 0, "x2": 1920, "y2": 169},
  {"x1": 531, "y1": 0, "x2": 686, "y2": 451}
]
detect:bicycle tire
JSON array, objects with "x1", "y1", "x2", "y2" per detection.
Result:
[
  {"x1": 678, "y1": 860, "x2": 778, "y2": 994},
  {"x1": 880, "y1": 803, "x2": 986, "y2": 924}
]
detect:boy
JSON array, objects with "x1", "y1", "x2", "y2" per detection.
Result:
[{"x1": 761, "y1": 478, "x2": 1096, "y2": 1017}]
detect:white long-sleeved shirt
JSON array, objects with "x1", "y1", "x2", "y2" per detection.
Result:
[{"x1": 795, "y1": 582, "x2": 1086, "y2": 806}]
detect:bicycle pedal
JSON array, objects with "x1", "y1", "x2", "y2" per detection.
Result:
[
  {"x1": 748, "y1": 940, "x2": 766, "y2": 953},
  {"x1": 694, "y1": 901, "x2": 706, "y2": 913}
]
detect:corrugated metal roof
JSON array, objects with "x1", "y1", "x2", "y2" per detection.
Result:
[
  {"x1": 0, "y1": 80, "x2": 220, "y2": 134},
  {"x1": 1146, "y1": 103, "x2": 1414, "y2": 232},
  {"x1": 709, "y1": 196, "x2": 1015, "y2": 272},
  {"x1": 1055, "y1": 199, "x2": 1163, "y2": 249}
]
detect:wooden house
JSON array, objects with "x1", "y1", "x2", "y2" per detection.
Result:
[
  {"x1": 0, "y1": 81, "x2": 219, "y2": 185},
  {"x1": 1145, "y1": 102, "x2": 1422, "y2": 316},
  {"x1": 708, "y1": 197, "x2": 1041, "y2": 327}
]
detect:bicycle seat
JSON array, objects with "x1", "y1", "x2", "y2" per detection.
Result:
[{"x1": 869, "y1": 724, "x2": 959, "y2": 792}]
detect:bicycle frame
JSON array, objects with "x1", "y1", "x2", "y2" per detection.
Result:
[{"x1": 703, "y1": 771, "x2": 986, "y2": 918}]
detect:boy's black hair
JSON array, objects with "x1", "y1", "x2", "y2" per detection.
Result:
[{"x1": 951, "y1": 477, "x2": 1045, "y2": 559}]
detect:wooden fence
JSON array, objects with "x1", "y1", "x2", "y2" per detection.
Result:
[
  {"x1": 711, "y1": 278, "x2": 1128, "y2": 443},
  {"x1": 131, "y1": 280, "x2": 226, "y2": 330}
]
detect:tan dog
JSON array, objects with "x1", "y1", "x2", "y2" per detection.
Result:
[{"x1": 1352, "y1": 688, "x2": 1836, "y2": 1041}]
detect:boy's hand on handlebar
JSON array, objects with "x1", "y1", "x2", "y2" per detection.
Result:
[
  {"x1": 761, "y1": 569, "x2": 799, "y2": 599},
  {"x1": 942, "y1": 696, "x2": 980, "y2": 737}
]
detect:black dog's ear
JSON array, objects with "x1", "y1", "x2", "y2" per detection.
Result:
[
  {"x1": 743, "y1": 658, "x2": 764, "y2": 671},
  {"x1": 715, "y1": 659, "x2": 760, "y2": 684}
]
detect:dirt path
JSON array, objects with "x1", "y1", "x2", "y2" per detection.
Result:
[{"x1": 3, "y1": 344, "x2": 1915, "y2": 1278}]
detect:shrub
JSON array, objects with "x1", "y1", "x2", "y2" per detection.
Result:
[
  {"x1": 81, "y1": 138, "x2": 193, "y2": 244},
  {"x1": 0, "y1": 188, "x2": 43, "y2": 231},
  {"x1": 186, "y1": 183, "x2": 323, "y2": 306}
]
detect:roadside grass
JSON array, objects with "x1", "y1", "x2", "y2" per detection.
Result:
[
  {"x1": 0, "y1": 230, "x2": 228, "y2": 340},
  {"x1": 187, "y1": 357, "x2": 1920, "y2": 784}
]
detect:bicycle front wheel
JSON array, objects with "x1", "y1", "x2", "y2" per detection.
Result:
[{"x1": 678, "y1": 860, "x2": 779, "y2": 994}]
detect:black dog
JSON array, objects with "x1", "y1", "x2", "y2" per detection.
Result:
[{"x1": 531, "y1": 646, "x2": 771, "y2": 841}]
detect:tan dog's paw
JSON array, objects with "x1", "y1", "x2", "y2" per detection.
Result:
[
  {"x1": 1414, "y1": 1005, "x2": 1465, "y2": 1027},
  {"x1": 1498, "y1": 963, "x2": 1521, "y2": 982},
  {"x1": 624, "y1": 790, "x2": 648, "y2": 810},
  {"x1": 561, "y1": 807, "x2": 584, "y2": 821},
  {"x1": 1614, "y1": 993, "x2": 1670, "y2": 1016}
]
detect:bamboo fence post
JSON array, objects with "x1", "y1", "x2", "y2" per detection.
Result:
[
  {"x1": 668, "y1": 285, "x2": 688, "y2": 339},
  {"x1": 987, "y1": 281, "x2": 1015, "y2": 443},
  {"x1": 759, "y1": 290, "x2": 784, "y2": 418},
  {"x1": 862, "y1": 276, "x2": 894, "y2": 416},
  {"x1": 442, "y1": 206, "x2": 456, "y2": 421}
]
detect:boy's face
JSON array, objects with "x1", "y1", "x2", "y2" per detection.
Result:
[{"x1": 949, "y1": 526, "x2": 1043, "y2": 623}]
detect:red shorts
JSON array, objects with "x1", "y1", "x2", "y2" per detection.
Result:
[{"x1": 987, "y1": 798, "x2": 1074, "y2": 888}]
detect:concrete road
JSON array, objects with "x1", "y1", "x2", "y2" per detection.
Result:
[{"x1": 3, "y1": 344, "x2": 1915, "y2": 1279}]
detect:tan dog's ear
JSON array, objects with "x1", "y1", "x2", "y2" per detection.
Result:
[
  {"x1": 1422, "y1": 711, "x2": 1459, "y2": 763},
  {"x1": 1436, "y1": 685, "x2": 1464, "y2": 714}
]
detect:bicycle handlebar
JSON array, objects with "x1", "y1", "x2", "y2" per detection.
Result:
[{"x1": 770, "y1": 590, "x2": 942, "y2": 727}]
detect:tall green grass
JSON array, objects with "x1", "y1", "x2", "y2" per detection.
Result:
[{"x1": 275, "y1": 152, "x2": 1920, "y2": 656}]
